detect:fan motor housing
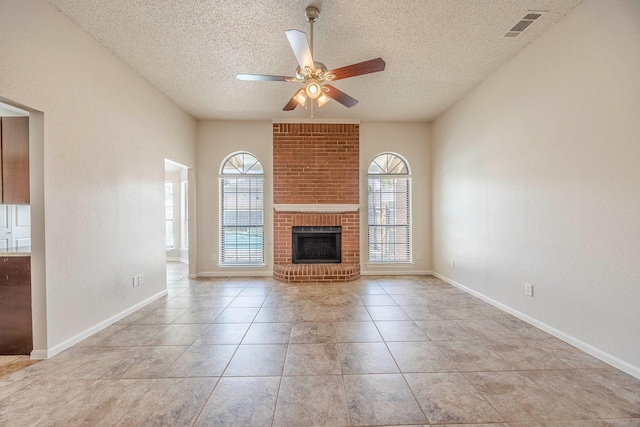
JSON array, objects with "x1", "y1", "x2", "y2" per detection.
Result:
[{"x1": 295, "y1": 61, "x2": 328, "y2": 81}]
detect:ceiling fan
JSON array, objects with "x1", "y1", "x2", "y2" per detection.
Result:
[{"x1": 236, "y1": 6, "x2": 385, "y2": 113}]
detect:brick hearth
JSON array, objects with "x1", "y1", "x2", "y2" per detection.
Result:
[{"x1": 273, "y1": 123, "x2": 360, "y2": 283}]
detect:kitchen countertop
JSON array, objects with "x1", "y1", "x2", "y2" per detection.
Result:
[{"x1": 0, "y1": 246, "x2": 31, "y2": 257}]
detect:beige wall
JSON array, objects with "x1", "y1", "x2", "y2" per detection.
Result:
[
  {"x1": 360, "y1": 122, "x2": 431, "y2": 274},
  {"x1": 0, "y1": 0, "x2": 196, "y2": 355},
  {"x1": 432, "y1": 0, "x2": 640, "y2": 376},
  {"x1": 196, "y1": 121, "x2": 274, "y2": 276}
]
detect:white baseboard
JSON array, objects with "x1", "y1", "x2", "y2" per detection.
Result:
[
  {"x1": 166, "y1": 257, "x2": 181, "y2": 262},
  {"x1": 30, "y1": 289, "x2": 168, "y2": 360},
  {"x1": 30, "y1": 349, "x2": 49, "y2": 359},
  {"x1": 197, "y1": 270, "x2": 274, "y2": 278},
  {"x1": 179, "y1": 257, "x2": 189, "y2": 264},
  {"x1": 361, "y1": 269, "x2": 433, "y2": 276},
  {"x1": 432, "y1": 272, "x2": 640, "y2": 380}
]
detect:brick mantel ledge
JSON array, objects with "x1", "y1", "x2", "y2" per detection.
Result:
[{"x1": 273, "y1": 204, "x2": 360, "y2": 212}]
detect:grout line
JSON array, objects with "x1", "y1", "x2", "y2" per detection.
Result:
[{"x1": 189, "y1": 376, "x2": 222, "y2": 427}]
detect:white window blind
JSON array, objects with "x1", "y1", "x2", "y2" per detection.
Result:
[
  {"x1": 367, "y1": 153, "x2": 412, "y2": 263},
  {"x1": 220, "y1": 153, "x2": 264, "y2": 265}
]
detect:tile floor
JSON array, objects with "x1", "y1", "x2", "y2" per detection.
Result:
[{"x1": 0, "y1": 261, "x2": 639, "y2": 426}]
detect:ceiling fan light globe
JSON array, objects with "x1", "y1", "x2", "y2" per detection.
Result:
[
  {"x1": 293, "y1": 88, "x2": 308, "y2": 108},
  {"x1": 306, "y1": 81, "x2": 321, "y2": 98},
  {"x1": 317, "y1": 92, "x2": 330, "y2": 107}
]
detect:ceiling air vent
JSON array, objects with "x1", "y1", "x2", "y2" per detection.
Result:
[{"x1": 504, "y1": 11, "x2": 546, "y2": 38}]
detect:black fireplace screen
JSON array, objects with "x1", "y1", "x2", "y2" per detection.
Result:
[{"x1": 292, "y1": 226, "x2": 342, "y2": 264}]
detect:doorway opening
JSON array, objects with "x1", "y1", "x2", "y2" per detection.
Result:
[
  {"x1": 0, "y1": 98, "x2": 43, "y2": 358},
  {"x1": 164, "y1": 159, "x2": 190, "y2": 283}
]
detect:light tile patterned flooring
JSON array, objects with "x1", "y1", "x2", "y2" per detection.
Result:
[{"x1": 0, "y1": 262, "x2": 639, "y2": 426}]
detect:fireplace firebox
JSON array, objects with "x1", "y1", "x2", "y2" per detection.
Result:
[{"x1": 292, "y1": 226, "x2": 341, "y2": 264}]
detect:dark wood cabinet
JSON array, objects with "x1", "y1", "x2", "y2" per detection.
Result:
[
  {"x1": 0, "y1": 117, "x2": 30, "y2": 205},
  {"x1": 0, "y1": 256, "x2": 32, "y2": 355}
]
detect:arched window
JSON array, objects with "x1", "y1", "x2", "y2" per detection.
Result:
[
  {"x1": 220, "y1": 152, "x2": 264, "y2": 265},
  {"x1": 367, "y1": 153, "x2": 411, "y2": 263}
]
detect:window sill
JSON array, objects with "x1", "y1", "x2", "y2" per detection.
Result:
[
  {"x1": 218, "y1": 264, "x2": 267, "y2": 269},
  {"x1": 365, "y1": 262, "x2": 414, "y2": 268}
]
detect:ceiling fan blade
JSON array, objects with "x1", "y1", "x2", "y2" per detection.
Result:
[
  {"x1": 285, "y1": 29, "x2": 315, "y2": 72},
  {"x1": 323, "y1": 85, "x2": 358, "y2": 108},
  {"x1": 236, "y1": 74, "x2": 296, "y2": 82},
  {"x1": 326, "y1": 58, "x2": 386, "y2": 81},
  {"x1": 283, "y1": 95, "x2": 299, "y2": 111}
]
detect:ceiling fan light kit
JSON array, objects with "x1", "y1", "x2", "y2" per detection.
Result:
[{"x1": 236, "y1": 5, "x2": 386, "y2": 115}]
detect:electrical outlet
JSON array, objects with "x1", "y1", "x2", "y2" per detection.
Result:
[
  {"x1": 525, "y1": 283, "x2": 534, "y2": 297},
  {"x1": 138, "y1": 274, "x2": 143, "y2": 285},
  {"x1": 132, "y1": 276, "x2": 138, "y2": 287},
  {"x1": 416, "y1": 253, "x2": 421, "y2": 260},
  {"x1": 210, "y1": 254, "x2": 216, "y2": 261}
]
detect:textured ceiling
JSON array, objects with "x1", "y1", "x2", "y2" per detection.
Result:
[{"x1": 48, "y1": 0, "x2": 583, "y2": 122}]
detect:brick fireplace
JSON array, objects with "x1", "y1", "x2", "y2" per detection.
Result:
[{"x1": 272, "y1": 123, "x2": 360, "y2": 283}]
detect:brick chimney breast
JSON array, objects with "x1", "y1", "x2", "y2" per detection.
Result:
[{"x1": 272, "y1": 123, "x2": 360, "y2": 282}]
